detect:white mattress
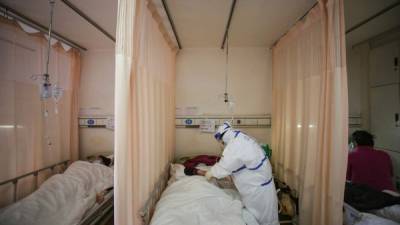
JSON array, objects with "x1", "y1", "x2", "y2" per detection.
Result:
[
  {"x1": 344, "y1": 203, "x2": 400, "y2": 225},
  {"x1": 0, "y1": 161, "x2": 113, "y2": 225},
  {"x1": 370, "y1": 205, "x2": 400, "y2": 224},
  {"x1": 150, "y1": 176, "x2": 258, "y2": 225},
  {"x1": 352, "y1": 213, "x2": 399, "y2": 225}
]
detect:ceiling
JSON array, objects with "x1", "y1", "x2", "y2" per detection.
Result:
[
  {"x1": 0, "y1": 0, "x2": 117, "y2": 50},
  {"x1": 345, "y1": 0, "x2": 400, "y2": 47},
  {"x1": 166, "y1": 0, "x2": 232, "y2": 48},
  {"x1": 230, "y1": 0, "x2": 317, "y2": 47},
  {"x1": 0, "y1": 0, "x2": 398, "y2": 51},
  {"x1": 167, "y1": 0, "x2": 317, "y2": 48}
]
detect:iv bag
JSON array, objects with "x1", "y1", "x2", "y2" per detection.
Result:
[
  {"x1": 53, "y1": 86, "x2": 64, "y2": 114},
  {"x1": 40, "y1": 83, "x2": 52, "y2": 100},
  {"x1": 52, "y1": 85, "x2": 64, "y2": 102},
  {"x1": 227, "y1": 101, "x2": 235, "y2": 113}
]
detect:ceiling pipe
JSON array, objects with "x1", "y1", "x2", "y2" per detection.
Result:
[
  {"x1": 161, "y1": 0, "x2": 182, "y2": 49},
  {"x1": 221, "y1": 0, "x2": 237, "y2": 49},
  {"x1": 60, "y1": 0, "x2": 115, "y2": 42},
  {"x1": 0, "y1": 2, "x2": 87, "y2": 51}
]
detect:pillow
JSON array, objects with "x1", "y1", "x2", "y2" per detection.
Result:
[
  {"x1": 86, "y1": 153, "x2": 114, "y2": 167},
  {"x1": 168, "y1": 164, "x2": 186, "y2": 185}
]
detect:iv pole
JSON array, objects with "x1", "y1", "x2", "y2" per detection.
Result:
[{"x1": 42, "y1": 0, "x2": 56, "y2": 150}]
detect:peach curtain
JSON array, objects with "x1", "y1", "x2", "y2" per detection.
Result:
[
  {"x1": 69, "y1": 50, "x2": 81, "y2": 161},
  {"x1": 271, "y1": 0, "x2": 348, "y2": 224},
  {"x1": 0, "y1": 18, "x2": 81, "y2": 207},
  {"x1": 114, "y1": 0, "x2": 176, "y2": 224}
]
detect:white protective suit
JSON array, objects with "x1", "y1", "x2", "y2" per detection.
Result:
[{"x1": 209, "y1": 122, "x2": 279, "y2": 225}]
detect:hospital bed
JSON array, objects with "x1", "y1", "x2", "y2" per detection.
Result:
[
  {"x1": 139, "y1": 163, "x2": 260, "y2": 225},
  {"x1": 139, "y1": 160, "x2": 297, "y2": 225},
  {"x1": 0, "y1": 159, "x2": 114, "y2": 225},
  {"x1": 343, "y1": 184, "x2": 400, "y2": 225},
  {"x1": 343, "y1": 202, "x2": 400, "y2": 225}
]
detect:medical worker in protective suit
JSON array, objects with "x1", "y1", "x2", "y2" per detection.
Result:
[{"x1": 198, "y1": 121, "x2": 279, "y2": 225}]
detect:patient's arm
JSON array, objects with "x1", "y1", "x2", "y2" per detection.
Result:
[
  {"x1": 197, "y1": 170, "x2": 207, "y2": 176},
  {"x1": 210, "y1": 163, "x2": 232, "y2": 179}
]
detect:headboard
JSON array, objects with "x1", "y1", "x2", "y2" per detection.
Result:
[{"x1": 139, "y1": 163, "x2": 170, "y2": 225}]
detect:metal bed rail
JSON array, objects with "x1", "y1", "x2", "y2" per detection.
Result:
[
  {"x1": 0, "y1": 160, "x2": 70, "y2": 202},
  {"x1": 139, "y1": 163, "x2": 171, "y2": 225},
  {"x1": 79, "y1": 190, "x2": 114, "y2": 225}
]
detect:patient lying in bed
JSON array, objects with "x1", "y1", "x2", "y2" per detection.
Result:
[
  {"x1": 150, "y1": 164, "x2": 260, "y2": 225},
  {"x1": 0, "y1": 161, "x2": 113, "y2": 225}
]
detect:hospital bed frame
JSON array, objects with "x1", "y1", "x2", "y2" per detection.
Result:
[
  {"x1": 0, "y1": 160, "x2": 70, "y2": 202},
  {"x1": 79, "y1": 190, "x2": 114, "y2": 225},
  {"x1": 139, "y1": 164, "x2": 171, "y2": 225},
  {"x1": 0, "y1": 159, "x2": 114, "y2": 225}
]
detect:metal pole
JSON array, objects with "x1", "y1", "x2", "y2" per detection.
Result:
[
  {"x1": 34, "y1": 172, "x2": 38, "y2": 190},
  {"x1": 224, "y1": 33, "x2": 229, "y2": 100},
  {"x1": 46, "y1": 0, "x2": 55, "y2": 75},
  {"x1": 13, "y1": 180, "x2": 18, "y2": 202}
]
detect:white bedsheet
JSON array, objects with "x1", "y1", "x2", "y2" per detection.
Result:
[
  {"x1": 150, "y1": 176, "x2": 246, "y2": 225},
  {"x1": 222, "y1": 188, "x2": 260, "y2": 225},
  {"x1": 370, "y1": 205, "x2": 400, "y2": 224},
  {"x1": 344, "y1": 202, "x2": 400, "y2": 225},
  {"x1": 354, "y1": 213, "x2": 400, "y2": 225},
  {"x1": 0, "y1": 161, "x2": 113, "y2": 225}
]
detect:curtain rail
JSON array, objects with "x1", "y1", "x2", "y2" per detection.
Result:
[
  {"x1": 60, "y1": 0, "x2": 116, "y2": 42},
  {"x1": 270, "y1": 2, "x2": 318, "y2": 49},
  {"x1": 0, "y1": 3, "x2": 86, "y2": 51},
  {"x1": 161, "y1": 0, "x2": 182, "y2": 49}
]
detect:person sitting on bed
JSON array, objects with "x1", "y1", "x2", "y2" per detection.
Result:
[
  {"x1": 347, "y1": 130, "x2": 396, "y2": 191},
  {"x1": 197, "y1": 121, "x2": 279, "y2": 225}
]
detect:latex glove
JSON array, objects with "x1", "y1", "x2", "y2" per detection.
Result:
[{"x1": 205, "y1": 170, "x2": 213, "y2": 180}]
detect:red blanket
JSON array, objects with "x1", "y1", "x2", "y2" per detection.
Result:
[{"x1": 183, "y1": 155, "x2": 220, "y2": 175}]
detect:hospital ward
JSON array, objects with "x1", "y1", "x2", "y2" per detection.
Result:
[{"x1": 0, "y1": 0, "x2": 400, "y2": 224}]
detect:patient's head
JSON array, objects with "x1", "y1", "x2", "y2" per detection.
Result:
[{"x1": 351, "y1": 130, "x2": 374, "y2": 147}]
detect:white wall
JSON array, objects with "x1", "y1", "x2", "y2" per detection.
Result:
[
  {"x1": 347, "y1": 44, "x2": 370, "y2": 134},
  {"x1": 79, "y1": 49, "x2": 115, "y2": 159},
  {"x1": 347, "y1": 48, "x2": 362, "y2": 117},
  {"x1": 346, "y1": 32, "x2": 400, "y2": 189},
  {"x1": 175, "y1": 47, "x2": 272, "y2": 158}
]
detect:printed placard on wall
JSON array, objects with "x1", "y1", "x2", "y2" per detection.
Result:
[{"x1": 199, "y1": 119, "x2": 215, "y2": 133}]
